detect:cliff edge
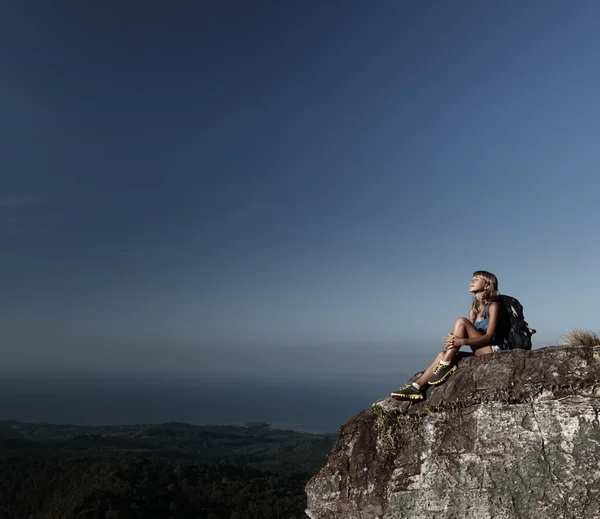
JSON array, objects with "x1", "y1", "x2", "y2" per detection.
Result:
[{"x1": 305, "y1": 345, "x2": 600, "y2": 519}]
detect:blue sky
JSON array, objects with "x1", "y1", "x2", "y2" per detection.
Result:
[{"x1": 1, "y1": 1, "x2": 599, "y2": 377}]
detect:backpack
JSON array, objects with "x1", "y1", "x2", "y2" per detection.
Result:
[{"x1": 497, "y1": 295, "x2": 536, "y2": 350}]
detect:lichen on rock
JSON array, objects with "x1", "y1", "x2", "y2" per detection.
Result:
[{"x1": 306, "y1": 345, "x2": 600, "y2": 519}]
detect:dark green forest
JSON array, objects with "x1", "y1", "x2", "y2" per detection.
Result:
[{"x1": 0, "y1": 420, "x2": 337, "y2": 519}]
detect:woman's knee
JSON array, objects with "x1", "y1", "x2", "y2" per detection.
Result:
[{"x1": 454, "y1": 317, "x2": 471, "y2": 333}]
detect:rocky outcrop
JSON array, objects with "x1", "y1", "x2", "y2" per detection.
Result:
[{"x1": 306, "y1": 345, "x2": 600, "y2": 519}]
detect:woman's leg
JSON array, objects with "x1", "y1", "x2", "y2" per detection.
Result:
[
  {"x1": 391, "y1": 350, "x2": 446, "y2": 399},
  {"x1": 443, "y1": 318, "x2": 492, "y2": 361},
  {"x1": 414, "y1": 351, "x2": 446, "y2": 387},
  {"x1": 428, "y1": 318, "x2": 492, "y2": 386},
  {"x1": 405, "y1": 318, "x2": 489, "y2": 388},
  {"x1": 392, "y1": 318, "x2": 494, "y2": 398}
]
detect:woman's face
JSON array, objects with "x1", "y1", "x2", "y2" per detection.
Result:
[{"x1": 469, "y1": 276, "x2": 488, "y2": 293}]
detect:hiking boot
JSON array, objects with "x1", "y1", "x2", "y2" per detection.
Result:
[
  {"x1": 391, "y1": 384, "x2": 424, "y2": 401},
  {"x1": 428, "y1": 362, "x2": 457, "y2": 386}
]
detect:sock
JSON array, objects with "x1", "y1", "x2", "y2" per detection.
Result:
[
  {"x1": 439, "y1": 360, "x2": 451, "y2": 366},
  {"x1": 411, "y1": 382, "x2": 421, "y2": 390}
]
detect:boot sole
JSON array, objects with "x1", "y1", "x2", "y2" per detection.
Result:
[{"x1": 390, "y1": 392, "x2": 424, "y2": 401}]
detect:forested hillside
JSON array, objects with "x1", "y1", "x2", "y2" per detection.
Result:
[{"x1": 0, "y1": 420, "x2": 337, "y2": 519}]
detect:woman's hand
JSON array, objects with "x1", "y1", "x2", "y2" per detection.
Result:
[{"x1": 443, "y1": 333, "x2": 463, "y2": 350}]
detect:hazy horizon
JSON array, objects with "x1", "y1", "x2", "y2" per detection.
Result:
[{"x1": 0, "y1": 370, "x2": 412, "y2": 433}]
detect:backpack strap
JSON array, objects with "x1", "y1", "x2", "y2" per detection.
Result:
[{"x1": 482, "y1": 302, "x2": 491, "y2": 320}]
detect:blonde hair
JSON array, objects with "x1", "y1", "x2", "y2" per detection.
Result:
[{"x1": 470, "y1": 270, "x2": 499, "y2": 316}]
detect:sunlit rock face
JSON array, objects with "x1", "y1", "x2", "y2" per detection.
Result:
[{"x1": 306, "y1": 345, "x2": 600, "y2": 519}]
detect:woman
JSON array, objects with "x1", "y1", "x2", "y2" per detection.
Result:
[{"x1": 391, "y1": 270, "x2": 506, "y2": 401}]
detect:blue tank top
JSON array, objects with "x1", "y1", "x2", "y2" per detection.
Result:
[{"x1": 474, "y1": 317, "x2": 489, "y2": 333}]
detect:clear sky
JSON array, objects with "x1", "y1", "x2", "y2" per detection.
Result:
[{"x1": 2, "y1": 1, "x2": 599, "y2": 378}]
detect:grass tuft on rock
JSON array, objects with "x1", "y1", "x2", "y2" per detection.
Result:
[{"x1": 559, "y1": 329, "x2": 600, "y2": 347}]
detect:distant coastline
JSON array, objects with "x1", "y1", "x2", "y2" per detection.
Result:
[{"x1": 0, "y1": 371, "x2": 408, "y2": 434}]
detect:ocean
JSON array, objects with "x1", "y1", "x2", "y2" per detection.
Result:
[{"x1": 0, "y1": 371, "x2": 408, "y2": 433}]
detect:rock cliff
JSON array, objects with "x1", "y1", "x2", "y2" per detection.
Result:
[{"x1": 305, "y1": 345, "x2": 600, "y2": 519}]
